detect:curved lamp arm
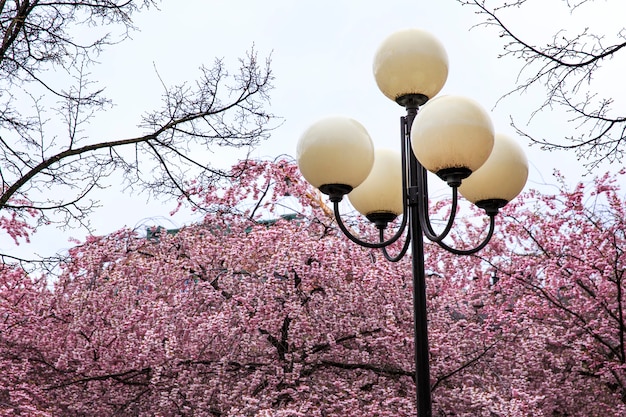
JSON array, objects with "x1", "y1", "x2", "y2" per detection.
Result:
[
  {"x1": 381, "y1": 227, "x2": 412, "y2": 262},
  {"x1": 432, "y1": 214, "x2": 496, "y2": 255},
  {"x1": 418, "y1": 182, "x2": 460, "y2": 243},
  {"x1": 332, "y1": 200, "x2": 409, "y2": 249}
]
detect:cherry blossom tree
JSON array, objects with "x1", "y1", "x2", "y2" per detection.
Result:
[
  {"x1": 2, "y1": 160, "x2": 626, "y2": 415},
  {"x1": 450, "y1": 169, "x2": 626, "y2": 416}
]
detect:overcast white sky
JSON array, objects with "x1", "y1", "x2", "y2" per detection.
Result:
[{"x1": 6, "y1": 0, "x2": 626, "y2": 260}]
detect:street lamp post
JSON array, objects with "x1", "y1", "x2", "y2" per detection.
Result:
[{"x1": 296, "y1": 29, "x2": 529, "y2": 417}]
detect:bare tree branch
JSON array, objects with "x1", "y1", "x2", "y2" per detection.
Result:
[
  {"x1": 459, "y1": 0, "x2": 626, "y2": 169},
  {"x1": 0, "y1": 1, "x2": 279, "y2": 266}
]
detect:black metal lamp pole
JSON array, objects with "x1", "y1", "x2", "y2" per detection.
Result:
[
  {"x1": 402, "y1": 102, "x2": 498, "y2": 416},
  {"x1": 297, "y1": 28, "x2": 528, "y2": 417},
  {"x1": 406, "y1": 101, "x2": 435, "y2": 417},
  {"x1": 323, "y1": 99, "x2": 499, "y2": 417}
]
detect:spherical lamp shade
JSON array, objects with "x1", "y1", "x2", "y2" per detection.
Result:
[
  {"x1": 410, "y1": 95, "x2": 494, "y2": 185},
  {"x1": 297, "y1": 116, "x2": 375, "y2": 196},
  {"x1": 373, "y1": 28, "x2": 449, "y2": 105},
  {"x1": 459, "y1": 133, "x2": 528, "y2": 211},
  {"x1": 348, "y1": 148, "x2": 403, "y2": 220}
]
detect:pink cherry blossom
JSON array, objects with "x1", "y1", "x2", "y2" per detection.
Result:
[{"x1": 1, "y1": 160, "x2": 625, "y2": 416}]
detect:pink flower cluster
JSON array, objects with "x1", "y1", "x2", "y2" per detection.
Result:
[{"x1": 1, "y1": 160, "x2": 625, "y2": 416}]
